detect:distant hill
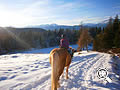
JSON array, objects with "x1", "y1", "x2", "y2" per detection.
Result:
[
  {"x1": 27, "y1": 22, "x2": 107, "y2": 30},
  {"x1": 0, "y1": 27, "x2": 46, "y2": 33}
]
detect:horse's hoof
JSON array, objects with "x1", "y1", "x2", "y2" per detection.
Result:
[
  {"x1": 62, "y1": 75, "x2": 64, "y2": 78},
  {"x1": 57, "y1": 83, "x2": 60, "y2": 88},
  {"x1": 66, "y1": 76, "x2": 69, "y2": 79}
]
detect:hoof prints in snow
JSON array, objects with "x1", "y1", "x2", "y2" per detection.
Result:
[
  {"x1": 10, "y1": 83, "x2": 24, "y2": 90},
  {"x1": 0, "y1": 76, "x2": 7, "y2": 81},
  {"x1": 0, "y1": 75, "x2": 17, "y2": 81},
  {"x1": 35, "y1": 65, "x2": 39, "y2": 68},
  {"x1": 9, "y1": 75, "x2": 17, "y2": 79},
  {"x1": 8, "y1": 69, "x2": 13, "y2": 71},
  {"x1": 11, "y1": 56, "x2": 18, "y2": 58},
  {"x1": 31, "y1": 69, "x2": 38, "y2": 71},
  {"x1": 23, "y1": 72, "x2": 28, "y2": 74},
  {"x1": 21, "y1": 74, "x2": 50, "y2": 90}
]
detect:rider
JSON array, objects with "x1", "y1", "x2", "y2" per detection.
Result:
[
  {"x1": 60, "y1": 34, "x2": 69, "y2": 49},
  {"x1": 60, "y1": 34, "x2": 73, "y2": 57}
]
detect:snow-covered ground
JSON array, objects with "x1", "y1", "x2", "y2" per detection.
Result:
[{"x1": 0, "y1": 45, "x2": 120, "y2": 90}]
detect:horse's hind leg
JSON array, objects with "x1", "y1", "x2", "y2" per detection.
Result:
[
  {"x1": 57, "y1": 80, "x2": 60, "y2": 88},
  {"x1": 66, "y1": 65, "x2": 70, "y2": 79},
  {"x1": 57, "y1": 75, "x2": 61, "y2": 88},
  {"x1": 57, "y1": 67, "x2": 65, "y2": 88},
  {"x1": 61, "y1": 71, "x2": 65, "y2": 78}
]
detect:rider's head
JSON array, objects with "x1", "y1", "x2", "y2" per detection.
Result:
[{"x1": 61, "y1": 34, "x2": 66, "y2": 39}]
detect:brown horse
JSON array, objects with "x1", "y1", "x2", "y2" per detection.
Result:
[{"x1": 49, "y1": 48, "x2": 74, "y2": 90}]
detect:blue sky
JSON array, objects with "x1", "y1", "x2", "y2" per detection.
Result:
[{"x1": 0, "y1": 0, "x2": 120, "y2": 27}]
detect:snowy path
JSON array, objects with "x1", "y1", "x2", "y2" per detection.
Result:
[
  {"x1": 60, "y1": 51, "x2": 111, "y2": 90},
  {"x1": 0, "y1": 49, "x2": 120, "y2": 90}
]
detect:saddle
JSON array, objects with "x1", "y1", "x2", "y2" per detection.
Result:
[
  {"x1": 68, "y1": 48, "x2": 74, "y2": 58},
  {"x1": 60, "y1": 47, "x2": 74, "y2": 58}
]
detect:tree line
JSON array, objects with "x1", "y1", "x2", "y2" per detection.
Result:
[
  {"x1": 0, "y1": 27, "x2": 81, "y2": 54},
  {"x1": 93, "y1": 15, "x2": 120, "y2": 51},
  {"x1": 0, "y1": 25, "x2": 106, "y2": 54}
]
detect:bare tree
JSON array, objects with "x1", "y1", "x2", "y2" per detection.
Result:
[{"x1": 77, "y1": 29, "x2": 92, "y2": 52}]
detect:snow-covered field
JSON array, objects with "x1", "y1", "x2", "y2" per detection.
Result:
[{"x1": 0, "y1": 45, "x2": 120, "y2": 90}]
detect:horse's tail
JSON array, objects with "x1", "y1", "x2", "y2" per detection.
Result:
[{"x1": 51, "y1": 52, "x2": 59, "y2": 90}]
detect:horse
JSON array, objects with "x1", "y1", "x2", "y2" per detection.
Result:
[{"x1": 49, "y1": 48, "x2": 74, "y2": 90}]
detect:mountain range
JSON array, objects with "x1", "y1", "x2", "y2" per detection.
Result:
[{"x1": 28, "y1": 22, "x2": 107, "y2": 30}]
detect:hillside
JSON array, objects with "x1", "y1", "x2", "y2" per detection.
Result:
[{"x1": 0, "y1": 27, "x2": 46, "y2": 33}]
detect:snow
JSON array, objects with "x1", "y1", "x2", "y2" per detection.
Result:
[{"x1": 0, "y1": 45, "x2": 120, "y2": 90}]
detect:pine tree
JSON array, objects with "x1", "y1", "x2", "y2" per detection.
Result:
[
  {"x1": 113, "y1": 15, "x2": 120, "y2": 47},
  {"x1": 93, "y1": 15, "x2": 120, "y2": 50},
  {"x1": 113, "y1": 15, "x2": 119, "y2": 34},
  {"x1": 103, "y1": 17, "x2": 114, "y2": 49},
  {"x1": 114, "y1": 24, "x2": 120, "y2": 48}
]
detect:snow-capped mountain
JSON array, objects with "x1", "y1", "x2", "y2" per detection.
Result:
[
  {"x1": 28, "y1": 22, "x2": 107, "y2": 30},
  {"x1": 28, "y1": 24, "x2": 78, "y2": 30},
  {"x1": 84, "y1": 23, "x2": 107, "y2": 28}
]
